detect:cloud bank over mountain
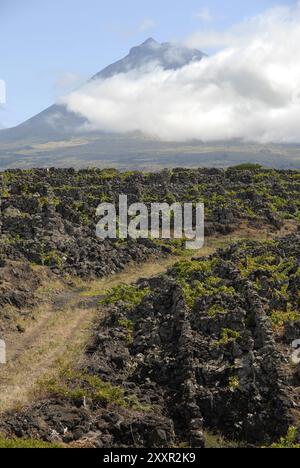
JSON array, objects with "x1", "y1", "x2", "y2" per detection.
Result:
[{"x1": 62, "y1": 2, "x2": 300, "y2": 143}]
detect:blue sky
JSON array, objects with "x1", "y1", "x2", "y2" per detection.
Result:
[{"x1": 0, "y1": 0, "x2": 296, "y2": 127}]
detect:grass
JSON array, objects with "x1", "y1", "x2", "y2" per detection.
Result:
[
  {"x1": 38, "y1": 368, "x2": 126, "y2": 405},
  {"x1": 0, "y1": 436, "x2": 63, "y2": 449},
  {"x1": 204, "y1": 431, "x2": 242, "y2": 448},
  {"x1": 0, "y1": 300, "x2": 95, "y2": 414},
  {"x1": 37, "y1": 365, "x2": 152, "y2": 412}
]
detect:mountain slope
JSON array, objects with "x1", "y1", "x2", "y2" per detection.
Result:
[
  {"x1": 0, "y1": 39, "x2": 205, "y2": 143},
  {"x1": 1, "y1": 39, "x2": 300, "y2": 171},
  {"x1": 92, "y1": 38, "x2": 205, "y2": 79}
]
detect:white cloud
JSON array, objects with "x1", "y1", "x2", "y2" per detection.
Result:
[
  {"x1": 186, "y1": 4, "x2": 299, "y2": 49},
  {"x1": 61, "y1": 2, "x2": 300, "y2": 144},
  {"x1": 194, "y1": 7, "x2": 212, "y2": 22},
  {"x1": 138, "y1": 19, "x2": 156, "y2": 32},
  {"x1": 55, "y1": 72, "x2": 84, "y2": 92}
]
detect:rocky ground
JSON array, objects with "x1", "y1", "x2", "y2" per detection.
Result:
[
  {"x1": 1, "y1": 232, "x2": 300, "y2": 448},
  {"x1": 1, "y1": 166, "x2": 300, "y2": 448},
  {"x1": 0, "y1": 260, "x2": 40, "y2": 312},
  {"x1": 1, "y1": 165, "x2": 300, "y2": 278}
]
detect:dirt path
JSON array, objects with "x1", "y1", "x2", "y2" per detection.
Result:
[
  {"x1": 0, "y1": 224, "x2": 295, "y2": 413},
  {"x1": 0, "y1": 252, "x2": 197, "y2": 413}
]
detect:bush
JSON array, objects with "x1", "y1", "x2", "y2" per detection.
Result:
[
  {"x1": 270, "y1": 427, "x2": 300, "y2": 448},
  {"x1": 118, "y1": 319, "x2": 134, "y2": 345},
  {"x1": 218, "y1": 328, "x2": 241, "y2": 345},
  {"x1": 100, "y1": 284, "x2": 150, "y2": 310}
]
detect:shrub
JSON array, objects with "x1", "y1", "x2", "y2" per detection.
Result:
[
  {"x1": 208, "y1": 304, "x2": 227, "y2": 317},
  {"x1": 118, "y1": 319, "x2": 134, "y2": 345},
  {"x1": 270, "y1": 427, "x2": 300, "y2": 449},
  {"x1": 228, "y1": 376, "x2": 240, "y2": 391},
  {"x1": 171, "y1": 258, "x2": 216, "y2": 280},
  {"x1": 218, "y1": 328, "x2": 241, "y2": 345},
  {"x1": 41, "y1": 251, "x2": 63, "y2": 269},
  {"x1": 181, "y1": 280, "x2": 235, "y2": 310},
  {"x1": 270, "y1": 308, "x2": 300, "y2": 329},
  {"x1": 100, "y1": 284, "x2": 150, "y2": 310}
]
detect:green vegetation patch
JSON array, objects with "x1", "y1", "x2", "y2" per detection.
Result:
[
  {"x1": 171, "y1": 258, "x2": 236, "y2": 310},
  {"x1": 228, "y1": 376, "x2": 240, "y2": 391},
  {"x1": 270, "y1": 427, "x2": 300, "y2": 449},
  {"x1": 204, "y1": 431, "x2": 242, "y2": 449},
  {"x1": 270, "y1": 308, "x2": 300, "y2": 329},
  {"x1": 171, "y1": 258, "x2": 217, "y2": 280},
  {"x1": 218, "y1": 328, "x2": 241, "y2": 346},
  {"x1": 228, "y1": 163, "x2": 263, "y2": 171},
  {"x1": 208, "y1": 304, "x2": 228, "y2": 317},
  {"x1": 118, "y1": 319, "x2": 134, "y2": 345},
  {"x1": 41, "y1": 250, "x2": 63, "y2": 269},
  {"x1": 181, "y1": 279, "x2": 236, "y2": 310},
  {"x1": 0, "y1": 436, "x2": 63, "y2": 449},
  {"x1": 38, "y1": 367, "x2": 151, "y2": 411},
  {"x1": 100, "y1": 284, "x2": 150, "y2": 310}
]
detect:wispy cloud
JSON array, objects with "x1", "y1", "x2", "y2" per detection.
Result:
[
  {"x1": 193, "y1": 7, "x2": 212, "y2": 22},
  {"x1": 187, "y1": 4, "x2": 298, "y2": 49},
  {"x1": 138, "y1": 18, "x2": 156, "y2": 32},
  {"x1": 106, "y1": 18, "x2": 157, "y2": 41},
  {"x1": 54, "y1": 72, "x2": 84, "y2": 93},
  {"x1": 61, "y1": 2, "x2": 300, "y2": 144}
]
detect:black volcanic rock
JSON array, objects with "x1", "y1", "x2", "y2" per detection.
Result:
[
  {"x1": 2, "y1": 234, "x2": 300, "y2": 447},
  {"x1": 1, "y1": 166, "x2": 299, "y2": 278},
  {"x1": 92, "y1": 38, "x2": 205, "y2": 79},
  {"x1": 1, "y1": 167, "x2": 300, "y2": 448}
]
